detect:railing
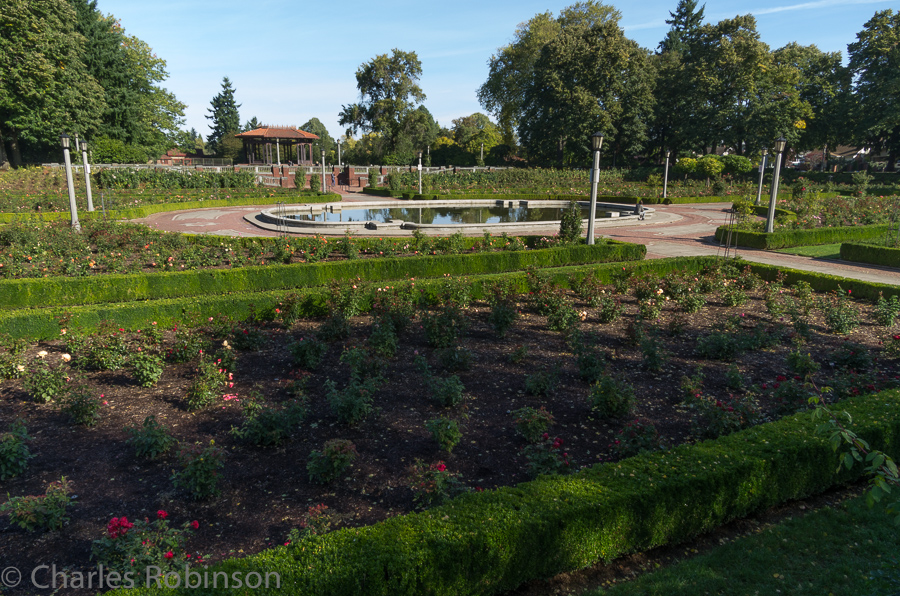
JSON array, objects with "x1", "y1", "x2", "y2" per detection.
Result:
[{"x1": 259, "y1": 176, "x2": 280, "y2": 187}]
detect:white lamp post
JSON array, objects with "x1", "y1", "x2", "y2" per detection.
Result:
[
  {"x1": 81, "y1": 141, "x2": 94, "y2": 211},
  {"x1": 337, "y1": 140, "x2": 342, "y2": 167},
  {"x1": 663, "y1": 150, "x2": 670, "y2": 199},
  {"x1": 765, "y1": 137, "x2": 787, "y2": 233},
  {"x1": 755, "y1": 148, "x2": 768, "y2": 206},
  {"x1": 417, "y1": 151, "x2": 423, "y2": 195},
  {"x1": 586, "y1": 132, "x2": 604, "y2": 245},
  {"x1": 60, "y1": 134, "x2": 80, "y2": 231},
  {"x1": 321, "y1": 150, "x2": 326, "y2": 193}
]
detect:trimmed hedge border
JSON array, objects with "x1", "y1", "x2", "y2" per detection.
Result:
[
  {"x1": 840, "y1": 242, "x2": 900, "y2": 268},
  {"x1": 748, "y1": 261, "x2": 900, "y2": 301},
  {"x1": 361, "y1": 189, "x2": 785, "y2": 205},
  {"x1": 0, "y1": 193, "x2": 340, "y2": 224},
  {"x1": 113, "y1": 388, "x2": 900, "y2": 596},
  {"x1": 714, "y1": 223, "x2": 890, "y2": 250},
  {"x1": 0, "y1": 257, "x2": 707, "y2": 340},
  {"x1": 0, "y1": 241, "x2": 646, "y2": 311}
]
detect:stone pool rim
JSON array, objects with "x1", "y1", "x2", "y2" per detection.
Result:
[{"x1": 246, "y1": 198, "x2": 653, "y2": 236}]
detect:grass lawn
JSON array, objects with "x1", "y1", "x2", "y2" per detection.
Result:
[
  {"x1": 775, "y1": 243, "x2": 842, "y2": 259},
  {"x1": 588, "y1": 493, "x2": 900, "y2": 596}
]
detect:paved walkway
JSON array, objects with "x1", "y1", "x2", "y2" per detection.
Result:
[{"x1": 130, "y1": 193, "x2": 900, "y2": 288}]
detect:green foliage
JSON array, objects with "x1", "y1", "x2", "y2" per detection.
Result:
[
  {"x1": 408, "y1": 460, "x2": 467, "y2": 508},
  {"x1": 231, "y1": 397, "x2": 306, "y2": 447},
  {"x1": 485, "y1": 279, "x2": 519, "y2": 338},
  {"x1": 425, "y1": 418, "x2": 462, "y2": 453},
  {"x1": 23, "y1": 358, "x2": 70, "y2": 403},
  {"x1": 125, "y1": 415, "x2": 177, "y2": 459},
  {"x1": 772, "y1": 379, "x2": 815, "y2": 415},
  {"x1": 307, "y1": 439, "x2": 357, "y2": 484},
  {"x1": 512, "y1": 406, "x2": 555, "y2": 443},
  {"x1": 368, "y1": 320, "x2": 399, "y2": 359},
  {"x1": 291, "y1": 336, "x2": 328, "y2": 370},
  {"x1": 184, "y1": 354, "x2": 226, "y2": 411},
  {"x1": 612, "y1": 418, "x2": 664, "y2": 458},
  {"x1": 820, "y1": 287, "x2": 860, "y2": 334},
  {"x1": 521, "y1": 435, "x2": 571, "y2": 478},
  {"x1": 206, "y1": 77, "x2": 241, "y2": 157},
  {"x1": 172, "y1": 441, "x2": 225, "y2": 500},
  {"x1": 588, "y1": 374, "x2": 634, "y2": 418},
  {"x1": 60, "y1": 382, "x2": 103, "y2": 426},
  {"x1": 716, "y1": 223, "x2": 891, "y2": 250},
  {"x1": 687, "y1": 393, "x2": 760, "y2": 439},
  {"x1": 91, "y1": 512, "x2": 199, "y2": 578},
  {"x1": 524, "y1": 366, "x2": 559, "y2": 397},
  {"x1": 787, "y1": 348, "x2": 820, "y2": 380},
  {"x1": 129, "y1": 348, "x2": 164, "y2": 387},
  {"x1": 558, "y1": 201, "x2": 583, "y2": 243},
  {"x1": 875, "y1": 292, "x2": 900, "y2": 327},
  {"x1": 0, "y1": 420, "x2": 33, "y2": 480},
  {"x1": 1, "y1": 477, "x2": 72, "y2": 531}
]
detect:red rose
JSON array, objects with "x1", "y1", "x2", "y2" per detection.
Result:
[
  {"x1": 164, "y1": 551, "x2": 174, "y2": 559},
  {"x1": 157, "y1": 510, "x2": 168, "y2": 520},
  {"x1": 191, "y1": 520, "x2": 199, "y2": 530}
]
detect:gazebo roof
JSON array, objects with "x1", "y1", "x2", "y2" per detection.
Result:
[{"x1": 235, "y1": 127, "x2": 319, "y2": 140}]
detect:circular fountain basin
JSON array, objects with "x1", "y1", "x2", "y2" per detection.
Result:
[{"x1": 248, "y1": 199, "x2": 651, "y2": 235}]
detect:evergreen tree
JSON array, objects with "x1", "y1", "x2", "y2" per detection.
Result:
[
  {"x1": 659, "y1": 0, "x2": 706, "y2": 54},
  {"x1": 243, "y1": 116, "x2": 260, "y2": 132},
  {"x1": 205, "y1": 77, "x2": 241, "y2": 157}
]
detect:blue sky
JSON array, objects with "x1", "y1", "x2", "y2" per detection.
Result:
[{"x1": 106, "y1": 0, "x2": 892, "y2": 142}]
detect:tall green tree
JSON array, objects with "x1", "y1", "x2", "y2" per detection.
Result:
[
  {"x1": 301, "y1": 118, "x2": 335, "y2": 164},
  {"x1": 338, "y1": 49, "x2": 426, "y2": 163},
  {"x1": 658, "y1": 0, "x2": 705, "y2": 53},
  {"x1": 848, "y1": 9, "x2": 900, "y2": 170},
  {"x1": 477, "y1": 2, "x2": 620, "y2": 151},
  {"x1": 206, "y1": 77, "x2": 241, "y2": 157},
  {"x1": 518, "y1": 18, "x2": 654, "y2": 166},
  {"x1": 0, "y1": 0, "x2": 105, "y2": 165},
  {"x1": 451, "y1": 113, "x2": 501, "y2": 163}
]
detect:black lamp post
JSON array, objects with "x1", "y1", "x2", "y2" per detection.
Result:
[
  {"x1": 586, "y1": 132, "x2": 604, "y2": 245},
  {"x1": 765, "y1": 137, "x2": 787, "y2": 233}
]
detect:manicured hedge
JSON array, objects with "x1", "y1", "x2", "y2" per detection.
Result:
[
  {"x1": 714, "y1": 224, "x2": 890, "y2": 250},
  {"x1": 840, "y1": 242, "x2": 900, "y2": 268},
  {"x1": 0, "y1": 193, "x2": 340, "y2": 224},
  {"x1": 748, "y1": 261, "x2": 900, "y2": 301},
  {"x1": 113, "y1": 388, "x2": 900, "y2": 596},
  {"x1": 392, "y1": 193, "x2": 740, "y2": 205},
  {"x1": 0, "y1": 257, "x2": 707, "y2": 340},
  {"x1": 0, "y1": 242, "x2": 646, "y2": 311}
]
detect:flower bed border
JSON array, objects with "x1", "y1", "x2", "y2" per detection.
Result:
[
  {"x1": 840, "y1": 242, "x2": 900, "y2": 268},
  {"x1": 362, "y1": 189, "x2": 760, "y2": 205},
  {"x1": 714, "y1": 223, "x2": 890, "y2": 250},
  {"x1": 0, "y1": 241, "x2": 644, "y2": 312}
]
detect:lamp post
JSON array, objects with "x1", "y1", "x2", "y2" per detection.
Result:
[
  {"x1": 663, "y1": 150, "x2": 670, "y2": 200},
  {"x1": 321, "y1": 150, "x2": 326, "y2": 193},
  {"x1": 337, "y1": 140, "x2": 342, "y2": 167},
  {"x1": 765, "y1": 137, "x2": 787, "y2": 233},
  {"x1": 417, "y1": 151, "x2": 423, "y2": 195},
  {"x1": 587, "y1": 132, "x2": 604, "y2": 245},
  {"x1": 755, "y1": 148, "x2": 768, "y2": 206},
  {"x1": 480, "y1": 142, "x2": 484, "y2": 165},
  {"x1": 60, "y1": 134, "x2": 80, "y2": 231},
  {"x1": 80, "y1": 141, "x2": 94, "y2": 211}
]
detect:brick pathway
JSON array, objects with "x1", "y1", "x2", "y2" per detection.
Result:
[{"x1": 130, "y1": 196, "x2": 900, "y2": 287}]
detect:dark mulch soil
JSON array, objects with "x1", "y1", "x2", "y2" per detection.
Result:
[{"x1": 0, "y1": 281, "x2": 896, "y2": 595}]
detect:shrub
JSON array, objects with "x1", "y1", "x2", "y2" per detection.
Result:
[
  {"x1": 524, "y1": 366, "x2": 559, "y2": 397},
  {"x1": 60, "y1": 383, "x2": 103, "y2": 426},
  {"x1": 696, "y1": 332, "x2": 742, "y2": 361},
  {"x1": 83, "y1": 332, "x2": 129, "y2": 371},
  {"x1": 787, "y1": 349, "x2": 820, "y2": 380},
  {"x1": 0, "y1": 336, "x2": 27, "y2": 379},
  {"x1": 172, "y1": 441, "x2": 225, "y2": 500},
  {"x1": 821, "y1": 287, "x2": 860, "y2": 334},
  {"x1": 588, "y1": 375, "x2": 634, "y2": 418},
  {"x1": 184, "y1": 355, "x2": 227, "y2": 411},
  {"x1": 485, "y1": 280, "x2": 519, "y2": 338},
  {"x1": 875, "y1": 292, "x2": 900, "y2": 327},
  {"x1": 1, "y1": 477, "x2": 72, "y2": 531},
  {"x1": 612, "y1": 419, "x2": 664, "y2": 458},
  {"x1": 829, "y1": 342, "x2": 872, "y2": 372},
  {"x1": 422, "y1": 305, "x2": 468, "y2": 349},
  {"x1": 286, "y1": 504, "x2": 334, "y2": 544},
  {"x1": 725, "y1": 364, "x2": 745, "y2": 391},
  {"x1": 231, "y1": 397, "x2": 306, "y2": 447},
  {"x1": 130, "y1": 348, "x2": 164, "y2": 387},
  {"x1": 0, "y1": 420, "x2": 33, "y2": 480},
  {"x1": 408, "y1": 460, "x2": 467, "y2": 508},
  {"x1": 425, "y1": 418, "x2": 462, "y2": 453},
  {"x1": 290, "y1": 336, "x2": 328, "y2": 370},
  {"x1": 522, "y1": 435, "x2": 571, "y2": 478},
  {"x1": 309, "y1": 173, "x2": 322, "y2": 193},
  {"x1": 126, "y1": 415, "x2": 177, "y2": 459},
  {"x1": 307, "y1": 439, "x2": 357, "y2": 484},
  {"x1": 371, "y1": 283, "x2": 417, "y2": 334},
  {"x1": 436, "y1": 346, "x2": 473, "y2": 372},
  {"x1": 772, "y1": 379, "x2": 814, "y2": 415},
  {"x1": 325, "y1": 376, "x2": 381, "y2": 425},
  {"x1": 165, "y1": 327, "x2": 205, "y2": 363},
  {"x1": 687, "y1": 393, "x2": 760, "y2": 439},
  {"x1": 23, "y1": 358, "x2": 70, "y2": 403},
  {"x1": 368, "y1": 321, "x2": 399, "y2": 359},
  {"x1": 559, "y1": 201, "x2": 583, "y2": 243},
  {"x1": 91, "y1": 511, "x2": 199, "y2": 577},
  {"x1": 512, "y1": 406, "x2": 555, "y2": 443}
]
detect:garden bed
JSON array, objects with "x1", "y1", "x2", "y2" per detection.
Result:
[{"x1": 2, "y1": 262, "x2": 900, "y2": 594}]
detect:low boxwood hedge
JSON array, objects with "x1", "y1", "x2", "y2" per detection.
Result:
[
  {"x1": 0, "y1": 193, "x2": 340, "y2": 224},
  {"x1": 840, "y1": 242, "x2": 900, "y2": 268},
  {"x1": 714, "y1": 224, "x2": 890, "y2": 250},
  {"x1": 0, "y1": 241, "x2": 646, "y2": 311},
  {"x1": 748, "y1": 261, "x2": 900, "y2": 301},
  {"x1": 113, "y1": 388, "x2": 900, "y2": 596},
  {"x1": 389, "y1": 193, "x2": 742, "y2": 205},
  {"x1": 0, "y1": 257, "x2": 708, "y2": 340}
]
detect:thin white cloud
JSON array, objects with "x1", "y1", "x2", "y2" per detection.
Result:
[
  {"x1": 751, "y1": 0, "x2": 888, "y2": 16},
  {"x1": 623, "y1": 19, "x2": 668, "y2": 32}
]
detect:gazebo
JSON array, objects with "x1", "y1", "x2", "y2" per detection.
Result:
[{"x1": 235, "y1": 126, "x2": 320, "y2": 165}]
